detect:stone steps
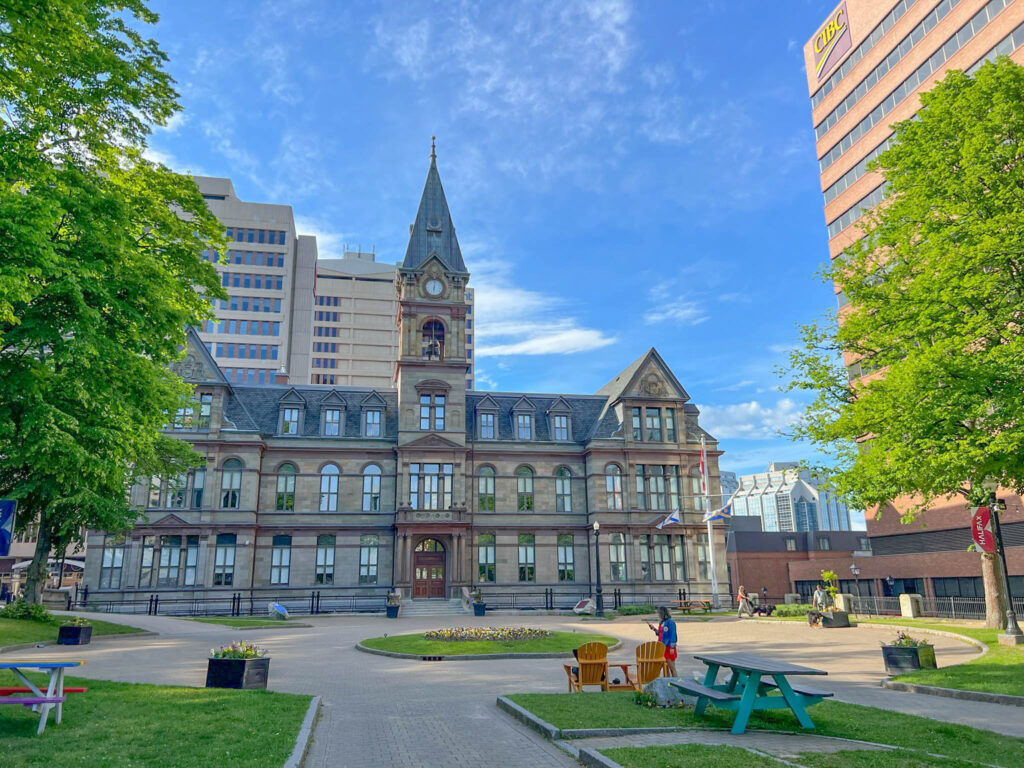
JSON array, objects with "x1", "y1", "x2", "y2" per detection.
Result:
[{"x1": 396, "y1": 599, "x2": 471, "y2": 617}]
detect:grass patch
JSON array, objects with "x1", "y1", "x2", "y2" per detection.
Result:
[
  {"x1": 362, "y1": 630, "x2": 617, "y2": 655},
  {"x1": 857, "y1": 617, "x2": 1024, "y2": 697},
  {"x1": 0, "y1": 617, "x2": 144, "y2": 649},
  {"x1": 0, "y1": 672, "x2": 310, "y2": 767},
  {"x1": 189, "y1": 618, "x2": 291, "y2": 628},
  {"x1": 506, "y1": 693, "x2": 1024, "y2": 767},
  {"x1": 602, "y1": 745, "x2": 974, "y2": 768}
]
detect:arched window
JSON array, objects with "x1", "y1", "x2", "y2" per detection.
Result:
[
  {"x1": 276, "y1": 463, "x2": 296, "y2": 511},
  {"x1": 555, "y1": 467, "x2": 572, "y2": 512},
  {"x1": 221, "y1": 459, "x2": 243, "y2": 509},
  {"x1": 605, "y1": 464, "x2": 623, "y2": 510},
  {"x1": 362, "y1": 464, "x2": 381, "y2": 511},
  {"x1": 517, "y1": 467, "x2": 534, "y2": 512},
  {"x1": 478, "y1": 466, "x2": 495, "y2": 511},
  {"x1": 421, "y1": 320, "x2": 445, "y2": 360},
  {"x1": 320, "y1": 463, "x2": 340, "y2": 512}
]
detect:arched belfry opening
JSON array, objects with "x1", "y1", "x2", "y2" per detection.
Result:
[{"x1": 422, "y1": 320, "x2": 445, "y2": 360}]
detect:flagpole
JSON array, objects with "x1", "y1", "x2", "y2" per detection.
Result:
[{"x1": 701, "y1": 435, "x2": 719, "y2": 609}]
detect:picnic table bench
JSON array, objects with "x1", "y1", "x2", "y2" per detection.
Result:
[
  {"x1": 0, "y1": 659, "x2": 86, "y2": 734},
  {"x1": 673, "y1": 600, "x2": 712, "y2": 614},
  {"x1": 670, "y1": 652, "x2": 832, "y2": 735}
]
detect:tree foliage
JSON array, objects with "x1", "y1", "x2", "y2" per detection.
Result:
[
  {"x1": 0, "y1": 1, "x2": 226, "y2": 600},
  {"x1": 788, "y1": 57, "x2": 1024, "y2": 520}
]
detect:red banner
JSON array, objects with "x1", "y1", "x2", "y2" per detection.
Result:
[{"x1": 972, "y1": 507, "x2": 996, "y2": 553}]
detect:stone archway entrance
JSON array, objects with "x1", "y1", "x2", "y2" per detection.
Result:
[{"x1": 413, "y1": 538, "x2": 446, "y2": 598}]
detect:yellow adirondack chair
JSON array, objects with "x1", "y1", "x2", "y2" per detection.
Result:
[
  {"x1": 563, "y1": 642, "x2": 611, "y2": 692},
  {"x1": 632, "y1": 641, "x2": 667, "y2": 691}
]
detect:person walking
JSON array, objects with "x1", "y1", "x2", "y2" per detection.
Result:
[
  {"x1": 812, "y1": 584, "x2": 829, "y2": 612},
  {"x1": 647, "y1": 606, "x2": 678, "y2": 677},
  {"x1": 736, "y1": 585, "x2": 753, "y2": 618}
]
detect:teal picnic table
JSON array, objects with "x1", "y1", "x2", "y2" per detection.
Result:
[
  {"x1": 670, "y1": 652, "x2": 832, "y2": 735},
  {"x1": 0, "y1": 659, "x2": 86, "y2": 735}
]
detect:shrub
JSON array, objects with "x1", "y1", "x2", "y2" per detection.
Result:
[
  {"x1": 884, "y1": 631, "x2": 931, "y2": 648},
  {"x1": 773, "y1": 603, "x2": 813, "y2": 617},
  {"x1": 617, "y1": 604, "x2": 657, "y2": 616},
  {"x1": 0, "y1": 598, "x2": 54, "y2": 623},
  {"x1": 210, "y1": 641, "x2": 267, "y2": 659},
  {"x1": 62, "y1": 615, "x2": 92, "y2": 626}
]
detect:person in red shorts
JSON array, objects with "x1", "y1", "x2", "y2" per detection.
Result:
[{"x1": 647, "y1": 606, "x2": 678, "y2": 677}]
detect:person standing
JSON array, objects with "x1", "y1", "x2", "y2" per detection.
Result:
[
  {"x1": 736, "y1": 585, "x2": 753, "y2": 618},
  {"x1": 647, "y1": 606, "x2": 678, "y2": 677},
  {"x1": 812, "y1": 584, "x2": 829, "y2": 612}
]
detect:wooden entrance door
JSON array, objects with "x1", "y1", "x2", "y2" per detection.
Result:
[{"x1": 413, "y1": 539, "x2": 446, "y2": 598}]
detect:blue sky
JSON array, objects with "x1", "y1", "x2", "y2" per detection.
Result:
[{"x1": 146, "y1": 0, "x2": 858, "y2": 521}]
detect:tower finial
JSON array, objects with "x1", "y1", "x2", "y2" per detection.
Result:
[{"x1": 431, "y1": 135, "x2": 436, "y2": 161}]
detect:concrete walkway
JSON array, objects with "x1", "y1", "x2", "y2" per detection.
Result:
[{"x1": 14, "y1": 611, "x2": 1019, "y2": 768}]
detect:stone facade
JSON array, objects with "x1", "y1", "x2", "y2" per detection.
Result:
[{"x1": 82, "y1": 151, "x2": 728, "y2": 608}]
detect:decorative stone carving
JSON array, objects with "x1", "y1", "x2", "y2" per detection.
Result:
[
  {"x1": 412, "y1": 510, "x2": 453, "y2": 522},
  {"x1": 170, "y1": 353, "x2": 205, "y2": 381},
  {"x1": 641, "y1": 373, "x2": 667, "y2": 396}
]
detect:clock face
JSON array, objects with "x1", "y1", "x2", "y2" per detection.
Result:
[{"x1": 425, "y1": 279, "x2": 444, "y2": 297}]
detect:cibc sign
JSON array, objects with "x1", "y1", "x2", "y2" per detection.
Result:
[
  {"x1": 972, "y1": 506, "x2": 996, "y2": 553},
  {"x1": 813, "y1": 2, "x2": 852, "y2": 81}
]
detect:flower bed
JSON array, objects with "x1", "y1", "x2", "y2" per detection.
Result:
[
  {"x1": 210, "y1": 640, "x2": 267, "y2": 659},
  {"x1": 422, "y1": 627, "x2": 553, "y2": 643}
]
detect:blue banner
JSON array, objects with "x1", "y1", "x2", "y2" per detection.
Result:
[{"x1": 0, "y1": 500, "x2": 16, "y2": 557}]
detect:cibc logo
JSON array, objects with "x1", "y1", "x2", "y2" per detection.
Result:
[{"x1": 814, "y1": 2, "x2": 852, "y2": 81}]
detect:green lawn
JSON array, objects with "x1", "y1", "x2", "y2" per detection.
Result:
[
  {"x1": 189, "y1": 617, "x2": 291, "y2": 628},
  {"x1": 506, "y1": 693, "x2": 1024, "y2": 768},
  {"x1": 0, "y1": 672, "x2": 310, "y2": 767},
  {"x1": 0, "y1": 617, "x2": 145, "y2": 649},
  {"x1": 857, "y1": 617, "x2": 1024, "y2": 696},
  {"x1": 362, "y1": 630, "x2": 617, "y2": 656},
  {"x1": 602, "y1": 744, "x2": 975, "y2": 768}
]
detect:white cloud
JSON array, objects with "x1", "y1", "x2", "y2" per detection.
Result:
[
  {"x1": 470, "y1": 256, "x2": 616, "y2": 357},
  {"x1": 697, "y1": 398, "x2": 802, "y2": 440},
  {"x1": 713, "y1": 379, "x2": 756, "y2": 392},
  {"x1": 472, "y1": 369, "x2": 500, "y2": 390},
  {"x1": 643, "y1": 300, "x2": 707, "y2": 326},
  {"x1": 294, "y1": 216, "x2": 346, "y2": 260}
]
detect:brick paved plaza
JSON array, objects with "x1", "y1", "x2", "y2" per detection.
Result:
[{"x1": 9, "y1": 611, "x2": 1019, "y2": 766}]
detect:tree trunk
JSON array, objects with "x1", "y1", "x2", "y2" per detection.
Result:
[
  {"x1": 23, "y1": 519, "x2": 51, "y2": 605},
  {"x1": 981, "y1": 551, "x2": 1007, "y2": 629}
]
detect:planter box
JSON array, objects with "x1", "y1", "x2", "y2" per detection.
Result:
[
  {"x1": 206, "y1": 657, "x2": 270, "y2": 690},
  {"x1": 822, "y1": 611, "x2": 850, "y2": 628},
  {"x1": 386, "y1": 605, "x2": 399, "y2": 619},
  {"x1": 57, "y1": 625, "x2": 93, "y2": 645},
  {"x1": 473, "y1": 603, "x2": 486, "y2": 617},
  {"x1": 882, "y1": 645, "x2": 937, "y2": 675}
]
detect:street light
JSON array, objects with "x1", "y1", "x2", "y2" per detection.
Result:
[
  {"x1": 849, "y1": 562, "x2": 861, "y2": 601},
  {"x1": 981, "y1": 478, "x2": 1022, "y2": 638},
  {"x1": 592, "y1": 521, "x2": 604, "y2": 617}
]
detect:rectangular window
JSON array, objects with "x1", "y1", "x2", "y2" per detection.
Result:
[
  {"x1": 518, "y1": 534, "x2": 535, "y2": 582},
  {"x1": 632, "y1": 407, "x2": 642, "y2": 440},
  {"x1": 478, "y1": 470, "x2": 495, "y2": 511},
  {"x1": 182, "y1": 536, "x2": 199, "y2": 586},
  {"x1": 214, "y1": 534, "x2": 235, "y2": 586},
  {"x1": 517, "y1": 470, "x2": 534, "y2": 512},
  {"x1": 645, "y1": 408, "x2": 662, "y2": 441},
  {"x1": 410, "y1": 463, "x2": 453, "y2": 510},
  {"x1": 419, "y1": 394, "x2": 445, "y2": 431},
  {"x1": 609, "y1": 533, "x2": 626, "y2": 581},
  {"x1": 635, "y1": 465, "x2": 646, "y2": 510},
  {"x1": 667, "y1": 466, "x2": 680, "y2": 511},
  {"x1": 479, "y1": 412, "x2": 495, "y2": 439},
  {"x1": 555, "y1": 470, "x2": 572, "y2": 512},
  {"x1": 270, "y1": 535, "x2": 291, "y2": 585},
  {"x1": 516, "y1": 414, "x2": 532, "y2": 440},
  {"x1": 557, "y1": 534, "x2": 574, "y2": 582},
  {"x1": 138, "y1": 535, "x2": 155, "y2": 587},
  {"x1": 191, "y1": 469, "x2": 205, "y2": 509},
  {"x1": 157, "y1": 535, "x2": 182, "y2": 586},
  {"x1": 478, "y1": 533, "x2": 496, "y2": 582},
  {"x1": 653, "y1": 534, "x2": 671, "y2": 580},
  {"x1": 197, "y1": 393, "x2": 212, "y2": 429},
  {"x1": 638, "y1": 534, "x2": 651, "y2": 581},
  {"x1": 324, "y1": 409, "x2": 342, "y2": 436},
  {"x1": 647, "y1": 466, "x2": 666, "y2": 510},
  {"x1": 100, "y1": 535, "x2": 125, "y2": 589},
  {"x1": 672, "y1": 536, "x2": 686, "y2": 581},
  {"x1": 281, "y1": 408, "x2": 299, "y2": 434},
  {"x1": 785, "y1": 538, "x2": 797, "y2": 551},
  {"x1": 606, "y1": 468, "x2": 623, "y2": 510},
  {"x1": 553, "y1": 415, "x2": 569, "y2": 440},
  {"x1": 316, "y1": 534, "x2": 336, "y2": 585},
  {"x1": 697, "y1": 533, "x2": 711, "y2": 580},
  {"x1": 167, "y1": 474, "x2": 187, "y2": 509},
  {"x1": 364, "y1": 409, "x2": 381, "y2": 437},
  {"x1": 665, "y1": 409, "x2": 676, "y2": 441},
  {"x1": 818, "y1": 537, "x2": 831, "y2": 551},
  {"x1": 359, "y1": 534, "x2": 378, "y2": 584}
]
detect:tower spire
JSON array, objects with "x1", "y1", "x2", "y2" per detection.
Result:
[
  {"x1": 401, "y1": 141, "x2": 466, "y2": 273},
  {"x1": 431, "y1": 135, "x2": 436, "y2": 162}
]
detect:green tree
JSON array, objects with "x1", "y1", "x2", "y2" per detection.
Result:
[
  {"x1": 0, "y1": 1, "x2": 226, "y2": 602},
  {"x1": 787, "y1": 57, "x2": 1024, "y2": 629}
]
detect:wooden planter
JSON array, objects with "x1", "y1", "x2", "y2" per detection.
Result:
[
  {"x1": 206, "y1": 657, "x2": 270, "y2": 690},
  {"x1": 57, "y1": 625, "x2": 92, "y2": 645},
  {"x1": 882, "y1": 645, "x2": 936, "y2": 675}
]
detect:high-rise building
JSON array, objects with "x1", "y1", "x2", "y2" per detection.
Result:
[
  {"x1": 720, "y1": 471, "x2": 739, "y2": 502},
  {"x1": 732, "y1": 462, "x2": 853, "y2": 533}
]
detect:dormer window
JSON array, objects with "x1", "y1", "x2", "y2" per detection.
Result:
[
  {"x1": 360, "y1": 391, "x2": 387, "y2": 437},
  {"x1": 553, "y1": 415, "x2": 569, "y2": 441},
  {"x1": 479, "y1": 412, "x2": 495, "y2": 439},
  {"x1": 282, "y1": 408, "x2": 300, "y2": 435},
  {"x1": 516, "y1": 414, "x2": 532, "y2": 440},
  {"x1": 421, "y1": 320, "x2": 445, "y2": 360},
  {"x1": 277, "y1": 389, "x2": 306, "y2": 436},
  {"x1": 364, "y1": 409, "x2": 381, "y2": 437},
  {"x1": 323, "y1": 408, "x2": 343, "y2": 436}
]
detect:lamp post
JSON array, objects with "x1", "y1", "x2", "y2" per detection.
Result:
[
  {"x1": 849, "y1": 563, "x2": 861, "y2": 613},
  {"x1": 593, "y1": 521, "x2": 604, "y2": 617},
  {"x1": 981, "y1": 478, "x2": 1022, "y2": 639}
]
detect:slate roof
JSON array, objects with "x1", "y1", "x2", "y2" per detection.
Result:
[
  {"x1": 465, "y1": 392, "x2": 622, "y2": 443},
  {"x1": 401, "y1": 146, "x2": 467, "y2": 274},
  {"x1": 223, "y1": 385, "x2": 399, "y2": 439}
]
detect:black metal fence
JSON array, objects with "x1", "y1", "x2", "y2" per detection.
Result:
[{"x1": 75, "y1": 588, "x2": 388, "y2": 617}]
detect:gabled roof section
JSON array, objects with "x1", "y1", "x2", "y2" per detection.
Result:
[
  {"x1": 596, "y1": 348, "x2": 690, "y2": 404},
  {"x1": 171, "y1": 327, "x2": 229, "y2": 386},
  {"x1": 320, "y1": 389, "x2": 347, "y2": 406},
  {"x1": 401, "y1": 140, "x2": 467, "y2": 274},
  {"x1": 546, "y1": 397, "x2": 572, "y2": 414},
  {"x1": 511, "y1": 396, "x2": 535, "y2": 412},
  {"x1": 277, "y1": 388, "x2": 307, "y2": 406},
  {"x1": 360, "y1": 391, "x2": 387, "y2": 408},
  {"x1": 475, "y1": 395, "x2": 500, "y2": 411}
]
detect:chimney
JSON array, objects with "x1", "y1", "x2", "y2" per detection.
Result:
[{"x1": 274, "y1": 365, "x2": 289, "y2": 385}]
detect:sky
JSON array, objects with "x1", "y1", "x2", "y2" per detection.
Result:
[{"x1": 145, "y1": 0, "x2": 863, "y2": 526}]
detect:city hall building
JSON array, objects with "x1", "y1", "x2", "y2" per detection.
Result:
[{"x1": 82, "y1": 150, "x2": 727, "y2": 610}]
